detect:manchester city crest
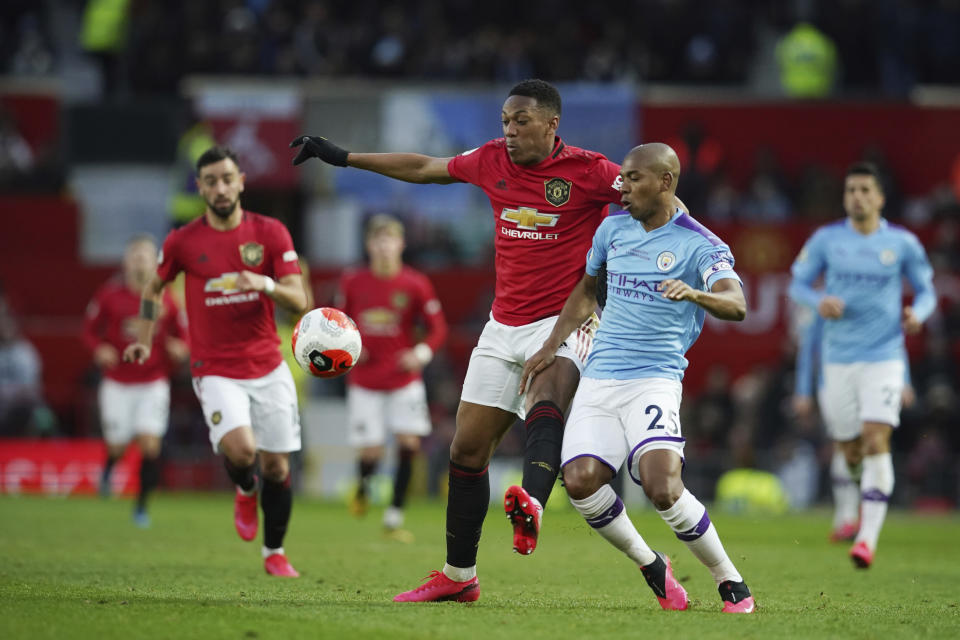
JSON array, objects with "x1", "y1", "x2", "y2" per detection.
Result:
[
  {"x1": 656, "y1": 251, "x2": 676, "y2": 271},
  {"x1": 544, "y1": 177, "x2": 572, "y2": 207},
  {"x1": 879, "y1": 249, "x2": 897, "y2": 265},
  {"x1": 239, "y1": 242, "x2": 264, "y2": 267}
]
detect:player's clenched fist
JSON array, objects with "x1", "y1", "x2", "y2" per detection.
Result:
[
  {"x1": 817, "y1": 295, "x2": 845, "y2": 319},
  {"x1": 123, "y1": 342, "x2": 151, "y2": 364},
  {"x1": 289, "y1": 135, "x2": 349, "y2": 167},
  {"x1": 659, "y1": 278, "x2": 698, "y2": 302},
  {"x1": 235, "y1": 270, "x2": 270, "y2": 293}
]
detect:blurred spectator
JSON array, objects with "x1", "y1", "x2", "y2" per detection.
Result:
[
  {"x1": 80, "y1": 0, "x2": 133, "y2": 97},
  {"x1": 687, "y1": 365, "x2": 735, "y2": 457},
  {"x1": 775, "y1": 21, "x2": 838, "y2": 98},
  {"x1": 0, "y1": 292, "x2": 55, "y2": 436},
  {"x1": 795, "y1": 163, "x2": 841, "y2": 220},
  {"x1": 703, "y1": 171, "x2": 738, "y2": 222},
  {"x1": 0, "y1": 105, "x2": 35, "y2": 190},
  {"x1": 168, "y1": 114, "x2": 217, "y2": 227},
  {"x1": 3, "y1": 1, "x2": 957, "y2": 93},
  {"x1": 739, "y1": 147, "x2": 791, "y2": 222},
  {"x1": 8, "y1": 12, "x2": 54, "y2": 76},
  {"x1": 668, "y1": 121, "x2": 724, "y2": 215}
]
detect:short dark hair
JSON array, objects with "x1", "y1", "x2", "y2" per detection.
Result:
[
  {"x1": 508, "y1": 79, "x2": 562, "y2": 117},
  {"x1": 196, "y1": 145, "x2": 240, "y2": 174},
  {"x1": 845, "y1": 161, "x2": 884, "y2": 193}
]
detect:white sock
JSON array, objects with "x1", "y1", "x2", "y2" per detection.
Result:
[
  {"x1": 238, "y1": 485, "x2": 256, "y2": 497},
  {"x1": 442, "y1": 563, "x2": 476, "y2": 582},
  {"x1": 831, "y1": 450, "x2": 860, "y2": 528},
  {"x1": 262, "y1": 546, "x2": 283, "y2": 558},
  {"x1": 856, "y1": 453, "x2": 894, "y2": 550},
  {"x1": 570, "y1": 484, "x2": 656, "y2": 567},
  {"x1": 383, "y1": 506, "x2": 404, "y2": 530},
  {"x1": 657, "y1": 488, "x2": 742, "y2": 585}
]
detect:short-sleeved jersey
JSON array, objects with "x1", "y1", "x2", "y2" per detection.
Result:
[
  {"x1": 337, "y1": 266, "x2": 448, "y2": 391},
  {"x1": 447, "y1": 137, "x2": 622, "y2": 326},
  {"x1": 156, "y1": 211, "x2": 301, "y2": 379},
  {"x1": 584, "y1": 210, "x2": 740, "y2": 381},
  {"x1": 788, "y1": 219, "x2": 936, "y2": 365},
  {"x1": 83, "y1": 278, "x2": 186, "y2": 383}
]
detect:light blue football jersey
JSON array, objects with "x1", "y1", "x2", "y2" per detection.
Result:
[
  {"x1": 788, "y1": 219, "x2": 935, "y2": 365},
  {"x1": 584, "y1": 209, "x2": 741, "y2": 380}
]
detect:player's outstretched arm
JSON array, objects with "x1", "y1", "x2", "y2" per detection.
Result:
[
  {"x1": 660, "y1": 277, "x2": 746, "y2": 321},
  {"x1": 123, "y1": 273, "x2": 167, "y2": 364},
  {"x1": 519, "y1": 273, "x2": 598, "y2": 394},
  {"x1": 290, "y1": 135, "x2": 457, "y2": 184}
]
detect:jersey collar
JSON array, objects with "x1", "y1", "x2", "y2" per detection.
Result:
[
  {"x1": 844, "y1": 217, "x2": 887, "y2": 235},
  {"x1": 521, "y1": 136, "x2": 565, "y2": 170}
]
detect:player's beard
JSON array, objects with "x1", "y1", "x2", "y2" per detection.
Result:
[{"x1": 208, "y1": 196, "x2": 239, "y2": 219}]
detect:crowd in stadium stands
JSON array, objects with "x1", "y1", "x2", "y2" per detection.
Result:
[{"x1": 2, "y1": 1, "x2": 960, "y2": 94}]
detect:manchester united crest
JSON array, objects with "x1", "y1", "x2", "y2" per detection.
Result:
[
  {"x1": 239, "y1": 242, "x2": 264, "y2": 267},
  {"x1": 544, "y1": 177, "x2": 572, "y2": 207}
]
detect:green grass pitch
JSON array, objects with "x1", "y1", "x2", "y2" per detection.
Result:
[{"x1": 1, "y1": 494, "x2": 959, "y2": 639}]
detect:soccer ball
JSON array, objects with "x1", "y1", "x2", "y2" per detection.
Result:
[{"x1": 291, "y1": 307, "x2": 362, "y2": 378}]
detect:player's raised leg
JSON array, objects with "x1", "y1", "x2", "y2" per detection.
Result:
[
  {"x1": 260, "y1": 451, "x2": 299, "y2": 577},
  {"x1": 564, "y1": 456, "x2": 688, "y2": 611},
  {"x1": 508, "y1": 357, "x2": 578, "y2": 555},
  {"x1": 639, "y1": 450, "x2": 754, "y2": 614},
  {"x1": 393, "y1": 401, "x2": 514, "y2": 602},
  {"x1": 851, "y1": 422, "x2": 894, "y2": 568},
  {"x1": 220, "y1": 426, "x2": 260, "y2": 542}
]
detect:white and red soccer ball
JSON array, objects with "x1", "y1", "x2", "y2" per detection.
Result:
[{"x1": 291, "y1": 307, "x2": 362, "y2": 378}]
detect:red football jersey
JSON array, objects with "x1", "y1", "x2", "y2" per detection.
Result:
[
  {"x1": 447, "y1": 137, "x2": 622, "y2": 325},
  {"x1": 83, "y1": 277, "x2": 186, "y2": 383},
  {"x1": 337, "y1": 266, "x2": 447, "y2": 391},
  {"x1": 156, "y1": 211, "x2": 301, "y2": 379}
]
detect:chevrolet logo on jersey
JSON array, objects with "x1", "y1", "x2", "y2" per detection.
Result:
[
  {"x1": 205, "y1": 272, "x2": 240, "y2": 294},
  {"x1": 500, "y1": 207, "x2": 559, "y2": 230}
]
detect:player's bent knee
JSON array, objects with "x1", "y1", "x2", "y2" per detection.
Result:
[
  {"x1": 261, "y1": 458, "x2": 289, "y2": 483},
  {"x1": 561, "y1": 464, "x2": 606, "y2": 501},
  {"x1": 137, "y1": 435, "x2": 162, "y2": 459},
  {"x1": 448, "y1": 443, "x2": 489, "y2": 470},
  {"x1": 396, "y1": 435, "x2": 421, "y2": 454},
  {"x1": 644, "y1": 483, "x2": 683, "y2": 511},
  {"x1": 224, "y1": 447, "x2": 257, "y2": 467}
]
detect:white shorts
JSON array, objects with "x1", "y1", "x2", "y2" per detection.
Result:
[
  {"x1": 98, "y1": 378, "x2": 170, "y2": 446},
  {"x1": 819, "y1": 359, "x2": 904, "y2": 441},
  {"x1": 460, "y1": 312, "x2": 598, "y2": 419},
  {"x1": 562, "y1": 377, "x2": 685, "y2": 485},
  {"x1": 191, "y1": 362, "x2": 301, "y2": 454},
  {"x1": 346, "y1": 380, "x2": 431, "y2": 448}
]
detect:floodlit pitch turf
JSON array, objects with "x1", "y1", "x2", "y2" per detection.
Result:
[{"x1": 1, "y1": 494, "x2": 959, "y2": 639}]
